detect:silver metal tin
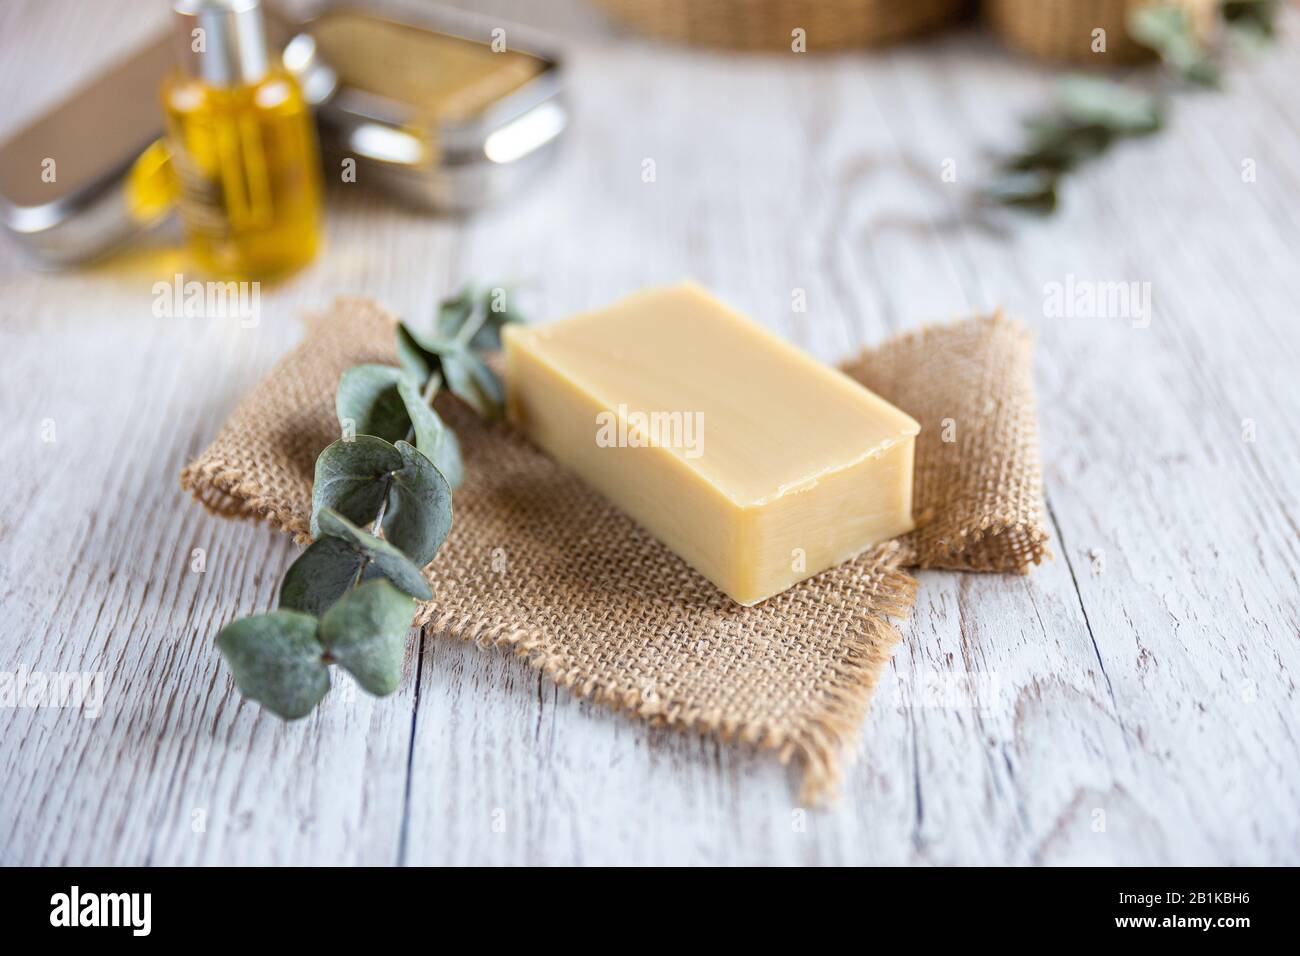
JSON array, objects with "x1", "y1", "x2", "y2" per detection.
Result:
[
  {"x1": 0, "y1": 5, "x2": 314, "y2": 268},
  {"x1": 0, "y1": 35, "x2": 176, "y2": 267},
  {"x1": 287, "y1": 0, "x2": 567, "y2": 212},
  {"x1": 0, "y1": 1, "x2": 566, "y2": 266}
]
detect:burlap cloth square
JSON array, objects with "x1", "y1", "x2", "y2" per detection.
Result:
[{"x1": 182, "y1": 297, "x2": 1048, "y2": 800}]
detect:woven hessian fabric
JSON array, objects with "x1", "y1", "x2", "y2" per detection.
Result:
[
  {"x1": 182, "y1": 297, "x2": 1048, "y2": 800},
  {"x1": 985, "y1": 0, "x2": 1154, "y2": 64}
]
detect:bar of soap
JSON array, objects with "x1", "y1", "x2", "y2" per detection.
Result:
[{"x1": 503, "y1": 283, "x2": 920, "y2": 605}]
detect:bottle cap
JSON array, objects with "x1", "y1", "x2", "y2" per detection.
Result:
[{"x1": 171, "y1": 0, "x2": 269, "y2": 88}]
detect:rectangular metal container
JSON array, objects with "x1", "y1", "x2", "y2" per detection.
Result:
[
  {"x1": 285, "y1": 0, "x2": 568, "y2": 212},
  {"x1": 0, "y1": 1, "x2": 568, "y2": 266}
]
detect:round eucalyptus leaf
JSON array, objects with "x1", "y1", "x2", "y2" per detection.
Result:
[
  {"x1": 215, "y1": 610, "x2": 329, "y2": 719},
  {"x1": 395, "y1": 378, "x2": 463, "y2": 489},
  {"x1": 311, "y1": 436, "x2": 405, "y2": 536},
  {"x1": 440, "y1": 346, "x2": 505, "y2": 420},
  {"x1": 383, "y1": 441, "x2": 453, "y2": 566},
  {"x1": 317, "y1": 508, "x2": 433, "y2": 601},
  {"x1": 280, "y1": 535, "x2": 366, "y2": 616},
  {"x1": 336, "y1": 364, "x2": 411, "y2": 443},
  {"x1": 318, "y1": 579, "x2": 414, "y2": 696}
]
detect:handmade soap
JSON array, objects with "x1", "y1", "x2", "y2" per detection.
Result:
[{"x1": 503, "y1": 283, "x2": 920, "y2": 605}]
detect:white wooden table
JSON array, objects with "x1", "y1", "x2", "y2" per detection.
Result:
[{"x1": 2, "y1": 0, "x2": 1297, "y2": 866}]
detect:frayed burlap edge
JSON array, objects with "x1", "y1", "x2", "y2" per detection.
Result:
[
  {"x1": 184, "y1": 442, "x2": 917, "y2": 803},
  {"x1": 181, "y1": 460, "x2": 314, "y2": 545},
  {"x1": 185, "y1": 458, "x2": 915, "y2": 800},
  {"x1": 414, "y1": 541, "x2": 917, "y2": 803}
]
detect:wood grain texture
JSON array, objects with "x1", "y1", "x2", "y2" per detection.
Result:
[{"x1": 1, "y1": 0, "x2": 1297, "y2": 865}]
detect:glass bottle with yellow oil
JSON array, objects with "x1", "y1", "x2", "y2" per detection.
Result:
[{"x1": 163, "y1": 0, "x2": 321, "y2": 280}]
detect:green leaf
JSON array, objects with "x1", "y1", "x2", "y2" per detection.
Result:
[
  {"x1": 336, "y1": 364, "x2": 411, "y2": 443},
  {"x1": 394, "y1": 376, "x2": 464, "y2": 489},
  {"x1": 398, "y1": 321, "x2": 455, "y2": 366},
  {"x1": 403, "y1": 285, "x2": 520, "y2": 374},
  {"x1": 394, "y1": 283, "x2": 519, "y2": 423},
  {"x1": 311, "y1": 436, "x2": 405, "y2": 536},
  {"x1": 215, "y1": 610, "x2": 330, "y2": 719},
  {"x1": 990, "y1": 75, "x2": 1166, "y2": 214},
  {"x1": 382, "y1": 441, "x2": 453, "y2": 566},
  {"x1": 331, "y1": 362, "x2": 463, "y2": 490},
  {"x1": 318, "y1": 579, "x2": 414, "y2": 695},
  {"x1": 1224, "y1": 0, "x2": 1280, "y2": 54},
  {"x1": 311, "y1": 434, "x2": 455, "y2": 565},
  {"x1": 1056, "y1": 76, "x2": 1162, "y2": 133},
  {"x1": 280, "y1": 535, "x2": 366, "y2": 616},
  {"x1": 317, "y1": 508, "x2": 433, "y2": 600},
  {"x1": 462, "y1": 288, "x2": 523, "y2": 351},
  {"x1": 985, "y1": 170, "x2": 1059, "y2": 215},
  {"x1": 440, "y1": 345, "x2": 505, "y2": 420},
  {"x1": 1011, "y1": 120, "x2": 1112, "y2": 174},
  {"x1": 396, "y1": 323, "x2": 434, "y2": 382},
  {"x1": 1127, "y1": 6, "x2": 1220, "y2": 87},
  {"x1": 435, "y1": 286, "x2": 477, "y2": 339}
]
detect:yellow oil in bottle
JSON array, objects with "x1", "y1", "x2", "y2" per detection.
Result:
[
  {"x1": 163, "y1": 0, "x2": 321, "y2": 280},
  {"x1": 125, "y1": 139, "x2": 179, "y2": 225}
]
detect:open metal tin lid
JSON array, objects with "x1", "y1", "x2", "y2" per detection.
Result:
[
  {"x1": 0, "y1": 1, "x2": 567, "y2": 266},
  {"x1": 284, "y1": 0, "x2": 568, "y2": 212}
]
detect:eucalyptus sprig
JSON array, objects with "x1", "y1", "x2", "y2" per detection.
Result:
[
  {"x1": 984, "y1": 76, "x2": 1164, "y2": 214},
  {"x1": 1130, "y1": 0, "x2": 1282, "y2": 85},
  {"x1": 986, "y1": 0, "x2": 1281, "y2": 213},
  {"x1": 215, "y1": 285, "x2": 520, "y2": 719}
]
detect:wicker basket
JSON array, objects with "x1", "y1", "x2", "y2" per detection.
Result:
[
  {"x1": 984, "y1": 0, "x2": 1155, "y2": 63},
  {"x1": 591, "y1": 0, "x2": 969, "y2": 51}
]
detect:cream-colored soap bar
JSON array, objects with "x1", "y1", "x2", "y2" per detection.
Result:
[{"x1": 503, "y1": 283, "x2": 920, "y2": 606}]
